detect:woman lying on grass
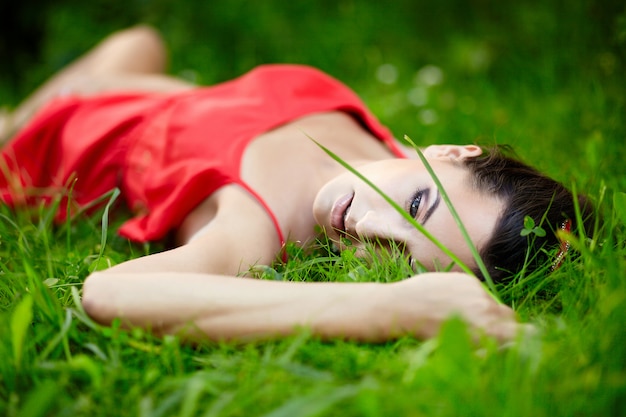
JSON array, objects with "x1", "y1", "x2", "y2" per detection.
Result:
[{"x1": 0, "y1": 26, "x2": 592, "y2": 343}]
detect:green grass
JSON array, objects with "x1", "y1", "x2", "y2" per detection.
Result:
[{"x1": 1, "y1": 0, "x2": 626, "y2": 415}]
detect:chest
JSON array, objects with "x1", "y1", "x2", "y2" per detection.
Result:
[{"x1": 238, "y1": 112, "x2": 395, "y2": 242}]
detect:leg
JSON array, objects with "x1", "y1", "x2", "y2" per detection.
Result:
[{"x1": 2, "y1": 25, "x2": 192, "y2": 143}]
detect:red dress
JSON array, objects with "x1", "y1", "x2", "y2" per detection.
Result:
[{"x1": 0, "y1": 65, "x2": 404, "y2": 244}]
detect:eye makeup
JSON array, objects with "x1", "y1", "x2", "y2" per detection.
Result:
[
  {"x1": 409, "y1": 189, "x2": 426, "y2": 218},
  {"x1": 422, "y1": 190, "x2": 441, "y2": 225}
]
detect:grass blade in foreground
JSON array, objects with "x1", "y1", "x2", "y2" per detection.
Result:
[
  {"x1": 404, "y1": 135, "x2": 499, "y2": 299},
  {"x1": 309, "y1": 136, "x2": 476, "y2": 277}
]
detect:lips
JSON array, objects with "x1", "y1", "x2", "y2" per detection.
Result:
[{"x1": 330, "y1": 192, "x2": 354, "y2": 236}]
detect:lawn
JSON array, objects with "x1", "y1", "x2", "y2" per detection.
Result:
[{"x1": 1, "y1": 0, "x2": 625, "y2": 415}]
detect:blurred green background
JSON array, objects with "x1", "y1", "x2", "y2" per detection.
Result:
[{"x1": 1, "y1": 0, "x2": 624, "y2": 186}]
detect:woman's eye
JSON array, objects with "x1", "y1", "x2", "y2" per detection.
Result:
[{"x1": 409, "y1": 191, "x2": 423, "y2": 218}]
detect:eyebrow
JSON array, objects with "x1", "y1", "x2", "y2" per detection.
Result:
[{"x1": 423, "y1": 189, "x2": 441, "y2": 225}]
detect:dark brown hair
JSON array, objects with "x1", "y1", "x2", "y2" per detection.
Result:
[{"x1": 464, "y1": 145, "x2": 594, "y2": 283}]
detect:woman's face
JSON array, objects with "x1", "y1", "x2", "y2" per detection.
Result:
[{"x1": 312, "y1": 145, "x2": 504, "y2": 270}]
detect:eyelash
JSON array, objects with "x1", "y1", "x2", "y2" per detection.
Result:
[{"x1": 409, "y1": 190, "x2": 424, "y2": 218}]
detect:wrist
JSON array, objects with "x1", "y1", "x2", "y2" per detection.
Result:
[
  {"x1": 302, "y1": 282, "x2": 391, "y2": 342},
  {"x1": 380, "y1": 278, "x2": 440, "y2": 340}
]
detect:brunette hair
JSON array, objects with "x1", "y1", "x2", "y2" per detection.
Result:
[{"x1": 463, "y1": 145, "x2": 594, "y2": 283}]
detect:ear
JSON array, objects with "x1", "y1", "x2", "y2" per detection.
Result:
[{"x1": 422, "y1": 144, "x2": 483, "y2": 160}]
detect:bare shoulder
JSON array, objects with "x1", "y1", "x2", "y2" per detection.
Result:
[{"x1": 182, "y1": 185, "x2": 284, "y2": 274}]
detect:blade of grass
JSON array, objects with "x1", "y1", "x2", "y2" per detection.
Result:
[
  {"x1": 261, "y1": 384, "x2": 360, "y2": 417},
  {"x1": 309, "y1": 136, "x2": 475, "y2": 277},
  {"x1": 97, "y1": 187, "x2": 121, "y2": 260},
  {"x1": 58, "y1": 186, "x2": 122, "y2": 269},
  {"x1": 37, "y1": 308, "x2": 73, "y2": 362},
  {"x1": 11, "y1": 294, "x2": 33, "y2": 369},
  {"x1": 405, "y1": 136, "x2": 499, "y2": 300},
  {"x1": 65, "y1": 177, "x2": 78, "y2": 254}
]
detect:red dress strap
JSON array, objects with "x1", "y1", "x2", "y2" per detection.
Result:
[{"x1": 237, "y1": 182, "x2": 288, "y2": 263}]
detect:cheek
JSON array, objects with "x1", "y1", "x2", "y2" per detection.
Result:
[
  {"x1": 404, "y1": 218, "x2": 467, "y2": 270},
  {"x1": 406, "y1": 242, "x2": 448, "y2": 271}
]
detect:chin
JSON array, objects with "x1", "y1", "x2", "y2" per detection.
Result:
[{"x1": 311, "y1": 190, "x2": 329, "y2": 228}]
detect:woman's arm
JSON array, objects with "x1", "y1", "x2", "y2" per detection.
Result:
[
  {"x1": 82, "y1": 270, "x2": 521, "y2": 343},
  {"x1": 81, "y1": 180, "x2": 521, "y2": 343}
]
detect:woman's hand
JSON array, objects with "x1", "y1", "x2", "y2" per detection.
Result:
[{"x1": 382, "y1": 272, "x2": 525, "y2": 343}]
